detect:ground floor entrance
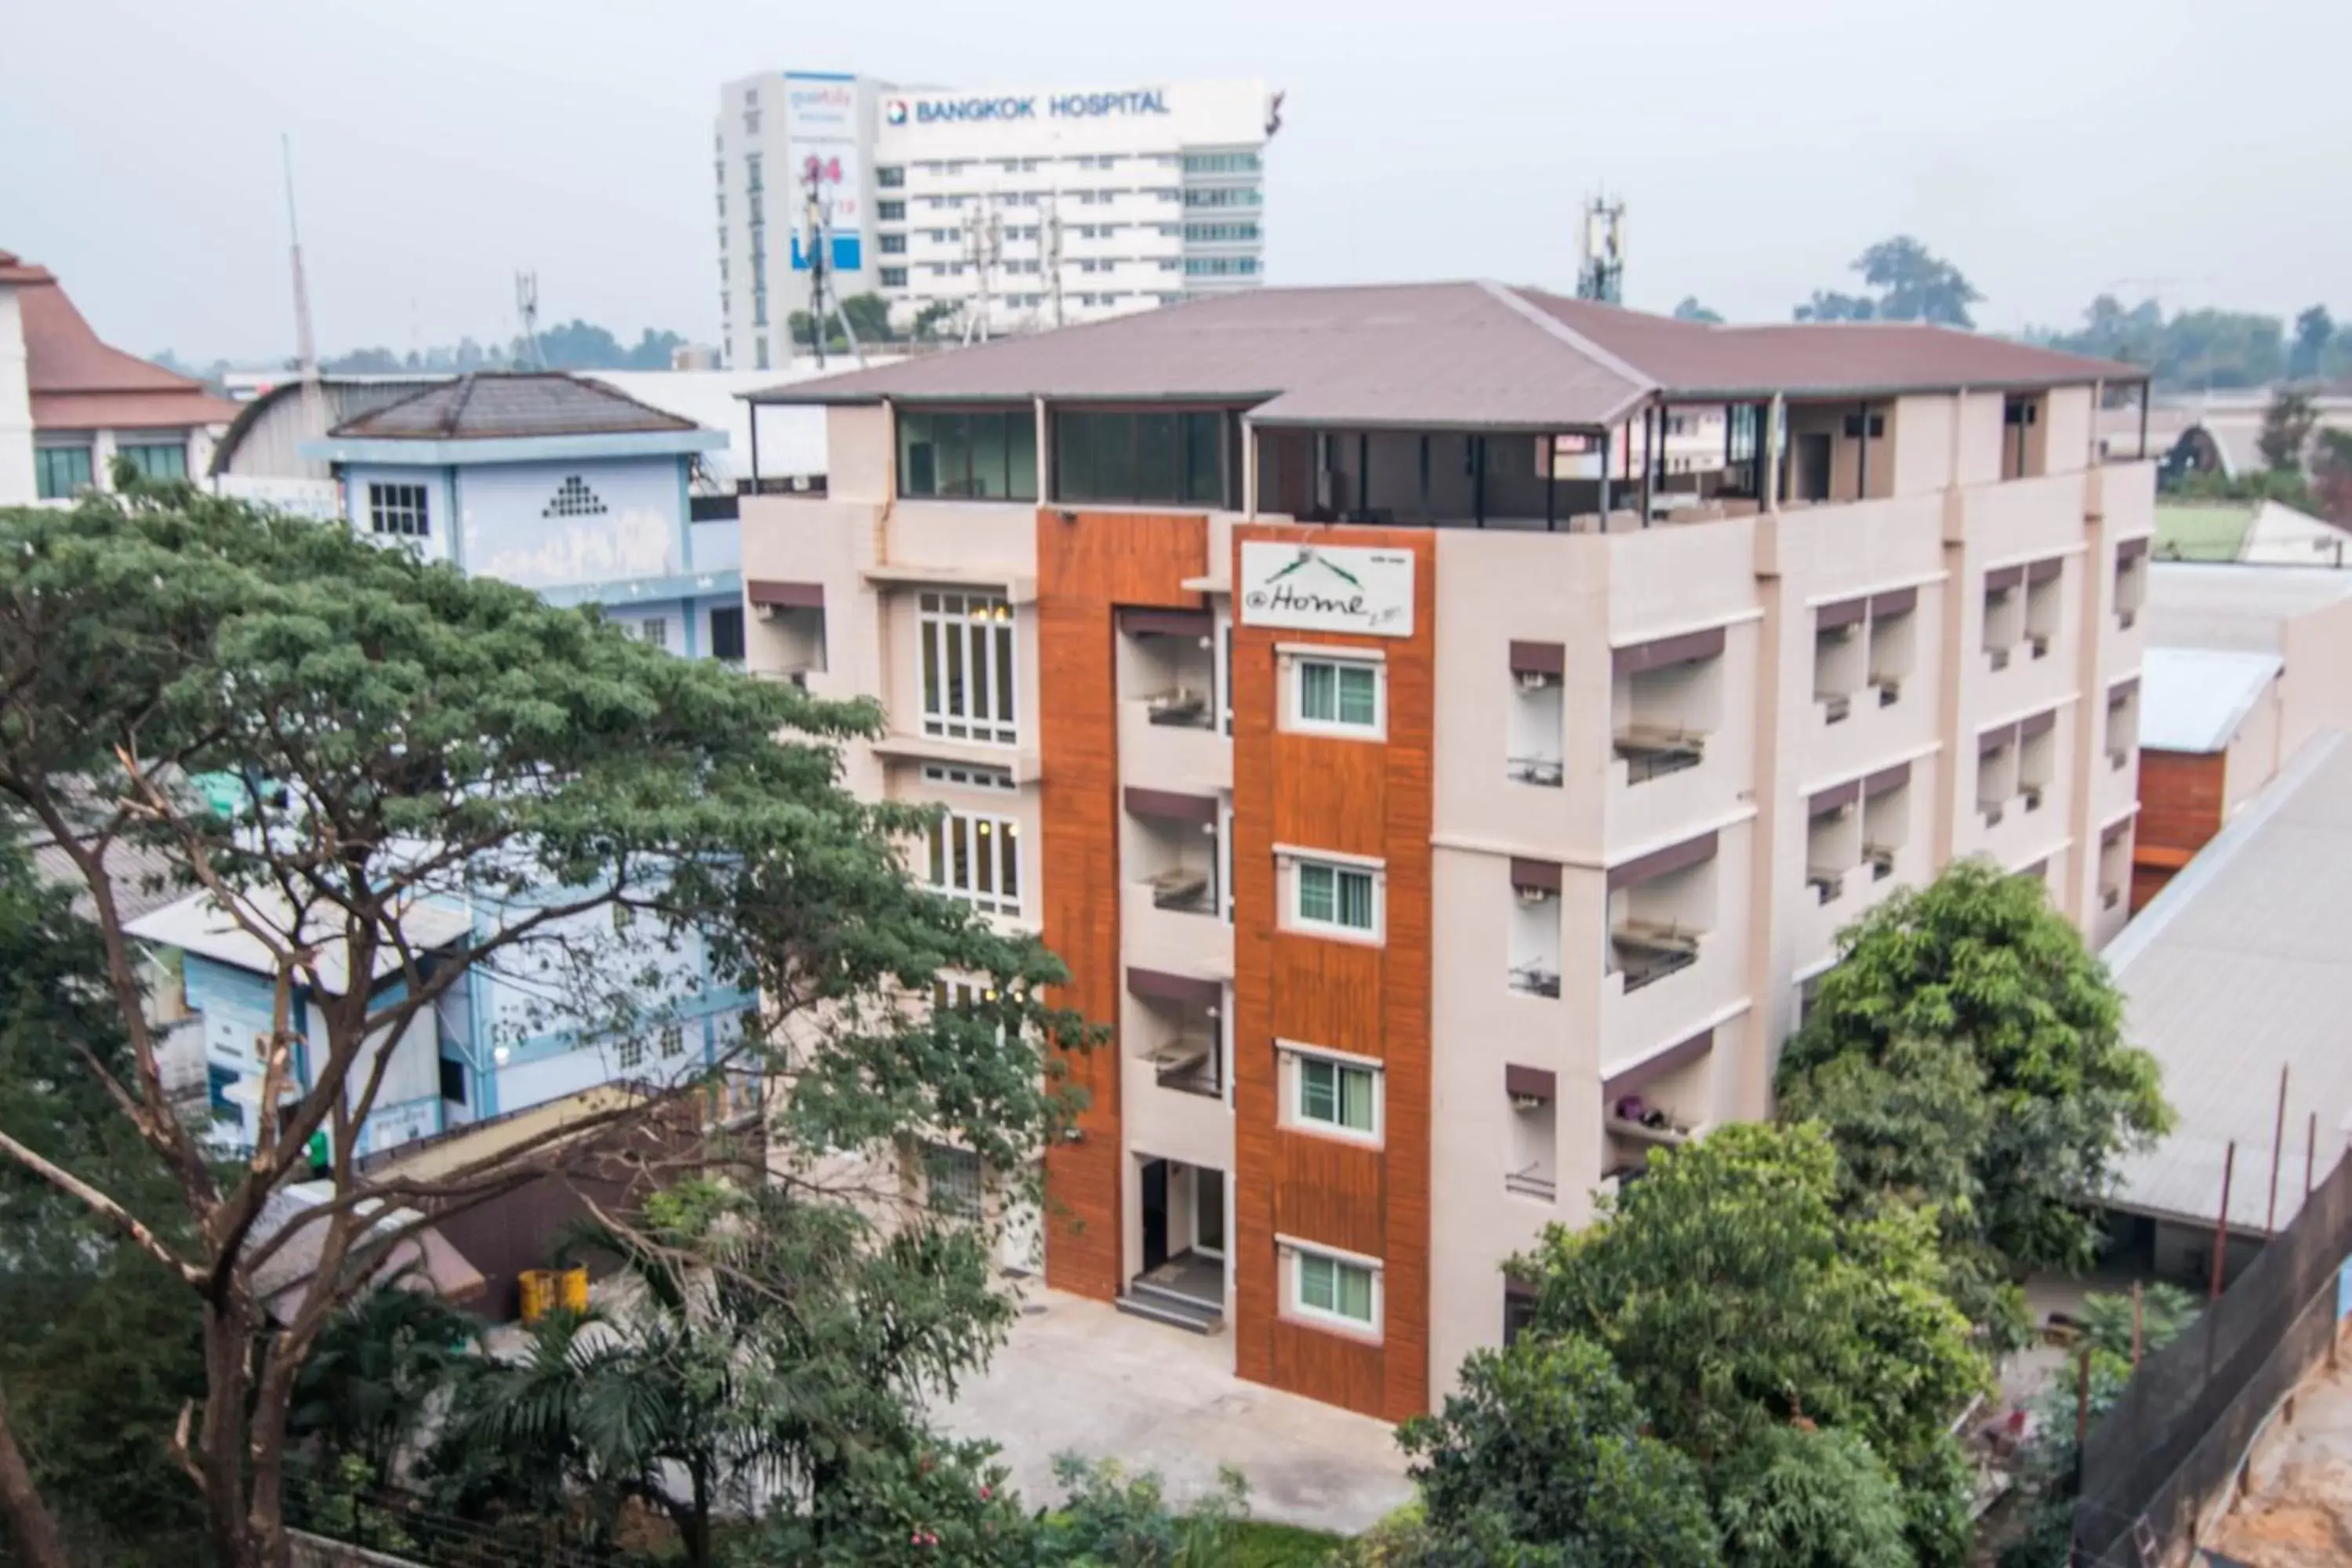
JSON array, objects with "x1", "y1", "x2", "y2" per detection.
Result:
[{"x1": 1121, "y1": 1156, "x2": 1227, "y2": 1334}]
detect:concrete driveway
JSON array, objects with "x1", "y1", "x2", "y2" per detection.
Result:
[{"x1": 931, "y1": 1287, "x2": 1416, "y2": 1535}]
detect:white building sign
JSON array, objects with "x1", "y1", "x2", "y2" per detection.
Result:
[{"x1": 1238, "y1": 543, "x2": 1415, "y2": 637}]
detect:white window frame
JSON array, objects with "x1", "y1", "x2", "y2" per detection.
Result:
[
  {"x1": 1279, "y1": 848, "x2": 1385, "y2": 944},
  {"x1": 1283, "y1": 648, "x2": 1385, "y2": 739},
  {"x1": 637, "y1": 617, "x2": 669, "y2": 649},
  {"x1": 1281, "y1": 1237, "x2": 1383, "y2": 1338},
  {"x1": 917, "y1": 591, "x2": 1019, "y2": 746},
  {"x1": 926, "y1": 810, "x2": 1023, "y2": 918},
  {"x1": 366, "y1": 481, "x2": 431, "y2": 538},
  {"x1": 1279, "y1": 1041, "x2": 1384, "y2": 1145}
]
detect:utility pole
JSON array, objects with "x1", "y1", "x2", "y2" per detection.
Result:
[
  {"x1": 802, "y1": 157, "x2": 829, "y2": 370},
  {"x1": 1044, "y1": 190, "x2": 1065, "y2": 330}
]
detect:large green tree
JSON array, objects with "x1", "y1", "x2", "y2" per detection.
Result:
[
  {"x1": 1796, "y1": 237, "x2": 1981, "y2": 328},
  {"x1": 2258, "y1": 387, "x2": 2320, "y2": 473},
  {"x1": 1397, "y1": 1334, "x2": 1720, "y2": 1566},
  {"x1": 1777, "y1": 860, "x2": 2170, "y2": 1285},
  {"x1": 1519, "y1": 1123, "x2": 1987, "y2": 1565},
  {"x1": 0, "y1": 484, "x2": 1085, "y2": 1567}
]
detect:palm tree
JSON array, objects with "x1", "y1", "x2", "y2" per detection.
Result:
[{"x1": 288, "y1": 1274, "x2": 480, "y2": 1488}]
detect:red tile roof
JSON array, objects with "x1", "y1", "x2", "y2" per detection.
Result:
[
  {"x1": 748, "y1": 281, "x2": 2143, "y2": 428},
  {"x1": 5, "y1": 249, "x2": 238, "y2": 430}
]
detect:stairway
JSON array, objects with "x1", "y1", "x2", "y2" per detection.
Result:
[{"x1": 1115, "y1": 1276, "x2": 1225, "y2": 1335}]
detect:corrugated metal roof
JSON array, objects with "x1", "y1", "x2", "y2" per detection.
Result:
[
  {"x1": 2107, "y1": 731, "x2": 2352, "y2": 1233},
  {"x1": 746, "y1": 280, "x2": 2139, "y2": 425},
  {"x1": 2139, "y1": 647, "x2": 2283, "y2": 753},
  {"x1": 332, "y1": 373, "x2": 702, "y2": 441},
  {"x1": 126, "y1": 887, "x2": 473, "y2": 997},
  {"x1": 2143, "y1": 562, "x2": 2352, "y2": 653}
]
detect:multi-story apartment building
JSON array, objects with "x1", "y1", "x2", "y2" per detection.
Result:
[
  {"x1": 713, "y1": 73, "x2": 1273, "y2": 368},
  {"x1": 736, "y1": 281, "x2": 2153, "y2": 1421}
]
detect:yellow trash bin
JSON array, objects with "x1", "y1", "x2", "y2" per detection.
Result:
[
  {"x1": 559, "y1": 1265, "x2": 589, "y2": 1313},
  {"x1": 518, "y1": 1268, "x2": 555, "y2": 1325}
]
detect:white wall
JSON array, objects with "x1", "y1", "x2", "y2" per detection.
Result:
[{"x1": 0, "y1": 288, "x2": 32, "y2": 506}]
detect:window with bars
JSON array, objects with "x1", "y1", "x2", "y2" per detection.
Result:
[
  {"x1": 367, "y1": 482, "x2": 431, "y2": 537},
  {"x1": 618, "y1": 1037, "x2": 645, "y2": 1069},
  {"x1": 924, "y1": 1141, "x2": 982, "y2": 1215},
  {"x1": 543, "y1": 475, "x2": 609, "y2": 517},
  {"x1": 918, "y1": 591, "x2": 1018, "y2": 743},
  {"x1": 659, "y1": 1023, "x2": 686, "y2": 1058},
  {"x1": 925, "y1": 811, "x2": 1022, "y2": 916},
  {"x1": 1293, "y1": 1249, "x2": 1377, "y2": 1328},
  {"x1": 637, "y1": 618, "x2": 669, "y2": 649}
]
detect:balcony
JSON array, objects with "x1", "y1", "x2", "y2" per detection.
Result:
[
  {"x1": 1508, "y1": 960, "x2": 1562, "y2": 1000},
  {"x1": 1610, "y1": 922, "x2": 1700, "y2": 993},
  {"x1": 1504, "y1": 1167, "x2": 1558, "y2": 1201},
  {"x1": 1613, "y1": 726, "x2": 1705, "y2": 785},
  {"x1": 1149, "y1": 1032, "x2": 1221, "y2": 1098},
  {"x1": 1806, "y1": 866, "x2": 1846, "y2": 906},
  {"x1": 1127, "y1": 979, "x2": 1224, "y2": 1102},
  {"x1": 1507, "y1": 753, "x2": 1565, "y2": 788}
]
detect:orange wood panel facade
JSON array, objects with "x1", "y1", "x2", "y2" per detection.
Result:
[
  {"x1": 1034, "y1": 508, "x2": 1210, "y2": 1301},
  {"x1": 1229, "y1": 523, "x2": 1436, "y2": 1421},
  {"x1": 2130, "y1": 749, "x2": 2226, "y2": 913}
]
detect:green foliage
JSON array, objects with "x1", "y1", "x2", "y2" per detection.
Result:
[
  {"x1": 1779, "y1": 860, "x2": 2170, "y2": 1282},
  {"x1": 1996, "y1": 1287, "x2": 2198, "y2": 1568},
  {"x1": 1522, "y1": 1123, "x2": 1987, "y2": 1564},
  {"x1": 2314, "y1": 428, "x2": 2352, "y2": 524},
  {"x1": 2031, "y1": 296, "x2": 2287, "y2": 390},
  {"x1": 1039, "y1": 1454, "x2": 1254, "y2": 1567},
  {"x1": 1796, "y1": 237, "x2": 1980, "y2": 328},
  {"x1": 729, "y1": 1438, "x2": 1036, "y2": 1566},
  {"x1": 1398, "y1": 1334, "x2": 1719, "y2": 1566},
  {"x1": 2290, "y1": 305, "x2": 2336, "y2": 382},
  {"x1": 288, "y1": 1275, "x2": 481, "y2": 1487},
  {"x1": 1709, "y1": 1424, "x2": 1911, "y2": 1568},
  {"x1": 2258, "y1": 387, "x2": 2319, "y2": 472},
  {"x1": 0, "y1": 834, "x2": 208, "y2": 1566},
  {"x1": 431, "y1": 1181, "x2": 1019, "y2": 1567}
]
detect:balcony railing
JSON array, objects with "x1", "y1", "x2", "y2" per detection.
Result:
[
  {"x1": 1507, "y1": 754, "x2": 1565, "y2": 787},
  {"x1": 1504, "y1": 1167, "x2": 1558, "y2": 1201},
  {"x1": 1610, "y1": 924, "x2": 1700, "y2": 993},
  {"x1": 1147, "y1": 1034, "x2": 1221, "y2": 1098},
  {"x1": 1613, "y1": 727, "x2": 1705, "y2": 785},
  {"x1": 1143, "y1": 688, "x2": 1214, "y2": 729},
  {"x1": 1147, "y1": 866, "x2": 1215, "y2": 914},
  {"x1": 1508, "y1": 962, "x2": 1562, "y2": 999}
]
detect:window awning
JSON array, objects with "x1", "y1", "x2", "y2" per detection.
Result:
[
  {"x1": 1126, "y1": 967, "x2": 1222, "y2": 1009},
  {"x1": 1612, "y1": 625, "x2": 1725, "y2": 677},
  {"x1": 1123, "y1": 786, "x2": 1219, "y2": 826},
  {"x1": 1121, "y1": 608, "x2": 1213, "y2": 640},
  {"x1": 1504, "y1": 1063, "x2": 1556, "y2": 1102},
  {"x1": 748, "y1": 579, "x2": 824, "y2": 609},
  {"x1": 1508, "y1": 640, "x2": 1564, "y2": 676},
  {"x1": 1870, "y1": 586, "x2": 1918, "y2": 618},
  {"x1": 1509, "y1": 857, "x2": 1562, "y2": 893}
]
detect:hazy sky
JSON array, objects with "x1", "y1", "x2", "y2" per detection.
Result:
[{"x1": 5, "y1": 0, "x2": 2346, "y2": 362}]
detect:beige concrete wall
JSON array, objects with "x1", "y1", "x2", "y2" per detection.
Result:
[
  {"x1": 2223, "y1": 678, "x2": 2285, "y2": 818},
  {"x1": 827, "y1": 405, "x2": 892, "y2": 502},
  {"x1": 2042, "y1": 387, "x2": 2095, "y2": 475},
  {"x1": 1890, "y1": 394, "x2": 1957, "y2": 496},
  {"x1": 2279, "y1": 596, "x2": 2352, "y2": 761},
  {"x1": 1955, "y1": 391, "x2": 2009, "y2": 487}
]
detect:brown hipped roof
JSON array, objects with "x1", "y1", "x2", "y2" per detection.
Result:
[
  {"x1": 749, "y1": 280, "x2": 2142, "y2": 428},
  {"x1": 331, "y1": 372, "x2": 702, "y2": 441},
  {"x1": 4, "y1": 248, "x2": 238, "y2": 430}
]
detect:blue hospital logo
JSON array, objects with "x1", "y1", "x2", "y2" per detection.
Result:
[{"x1": 884, "y1": 99, "x2": 909, "y2": 125}]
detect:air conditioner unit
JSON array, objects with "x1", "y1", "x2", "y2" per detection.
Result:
[{"x1": 1515, "y1": 884, "x2": 1555, "y2": 906}]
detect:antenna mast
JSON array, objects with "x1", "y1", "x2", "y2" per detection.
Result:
[
  {"x1": 1575, "y1": 193, "x2": 1626, "y2": 305},
  {"x1": 281, "y1": 135, "x2": 327, "y2": 448},
  {"x1": 963, "y1": 199, "x2": 1004, "y2": 346},
  {"x1": 513, "y1": 272, "x2": 545, "y2": 368}
]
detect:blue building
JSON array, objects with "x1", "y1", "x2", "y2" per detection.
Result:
[
  {"x1": 129, "y1": 884, "x2": 757, "y2": 1159},
  {"x1": 300, "y1": 372, "x2": 746, "y2": 660}
]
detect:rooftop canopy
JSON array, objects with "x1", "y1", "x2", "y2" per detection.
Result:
[{"x1": 745, "y1": 280, "x2": 2143, "y2": 432}]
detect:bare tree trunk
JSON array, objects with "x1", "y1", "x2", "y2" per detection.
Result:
[
  {"x1": 200, "y1": 1301, "x2": 256, "y2": 1568},
  {"x1": 0, "y1": 1382, "x2": 67, "y2": 1568}
]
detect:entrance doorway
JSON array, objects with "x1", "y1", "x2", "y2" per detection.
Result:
[
  {"x1": 1195, "y1": 1167, "x2": 1225, "y2": 1258},
  {"x1": 1796, "y1": 431, "x2": 1834, "y2": 502},
  {"x1": 1140, "y1": 1158, "x2": 1170, "y2": 1273}
]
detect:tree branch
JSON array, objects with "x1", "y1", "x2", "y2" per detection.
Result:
[
  {"x1": 0, "y1": 1381, "x2": 67, "y2": 1568},
  {"x1": 0, "y1": 1127, "x2": 202, "y2": 1287}
]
